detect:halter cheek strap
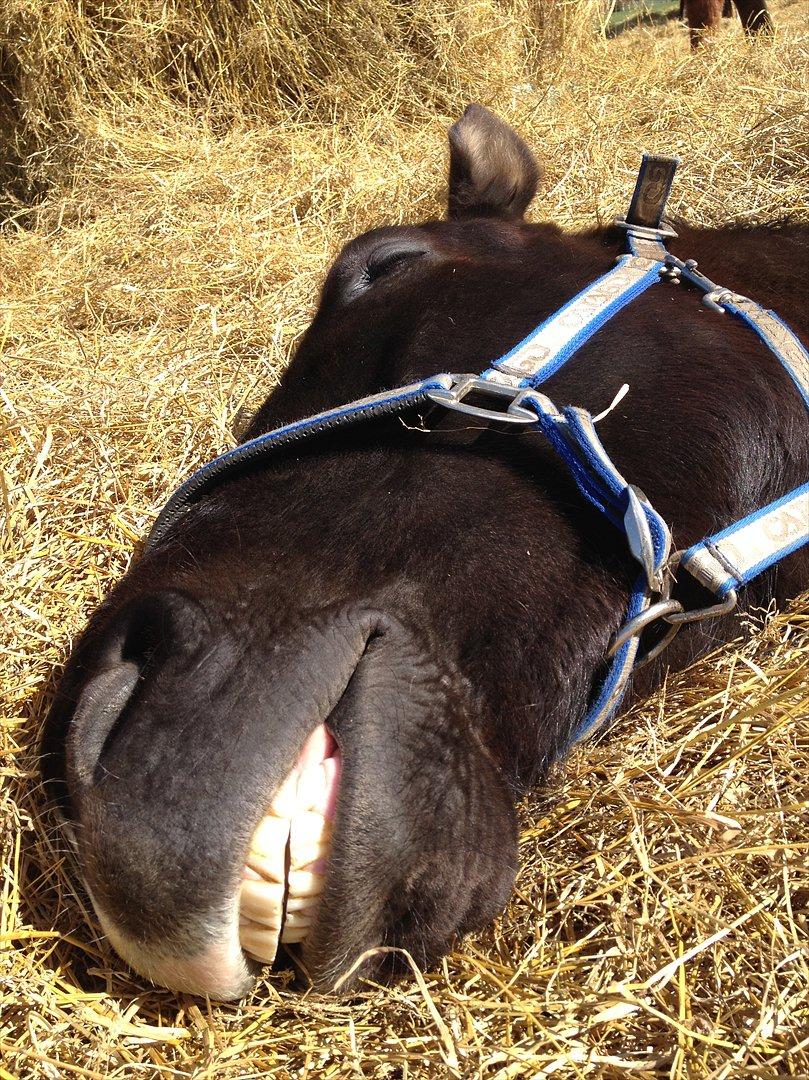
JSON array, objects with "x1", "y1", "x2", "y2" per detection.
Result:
[
  {"x1": 479, "y1": 252, "x2": 666, "y2": 389},
  {"x1": 682, "y1": 483, "x2": 809, "y2": 599},
  {"x1": 146, "y1": 154, "x2": 809, "y2": 750}
]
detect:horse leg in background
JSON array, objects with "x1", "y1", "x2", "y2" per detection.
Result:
[
  {"x1": 682, "y1": 0, "x2": 724, "y2": 46},
  {"x1": 732, "y1": 0, "x2": 773, "y2": 33}
]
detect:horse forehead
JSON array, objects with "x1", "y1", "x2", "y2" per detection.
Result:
[{"x1": 316, "y1": 220, "x2": 560, "y2": 328}]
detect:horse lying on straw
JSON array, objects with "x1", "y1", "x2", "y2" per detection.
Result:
[{"x1": 43, "y1": 105, "x2": 808, "y2": 999}]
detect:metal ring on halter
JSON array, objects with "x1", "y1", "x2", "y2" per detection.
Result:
[
  {"x1": 632, "y1": 621, "x2": 682, "y2": 670},
  {"x1": 664, "y1": 587, "x2": 738, "y2": 625},
  {"x1": 606, "y1": 598, "x2": 684, "y2": 658},
  {"x1": 663, "y1": 551, "x2": 740, "y2": 625}
]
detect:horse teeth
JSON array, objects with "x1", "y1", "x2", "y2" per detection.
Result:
[
  {"x1": 289, "y1": 843, "x2": 330, "y2": 874},
  {"x1": 281, "y1": 909, "x2": 315, "y2": 929},
  {"x1": 239, "y1": 727, "x2": 339, "y2": 962},
  {"x1": 297, "y1": 759, "x2": 340, "y2": 817},
  {"x1": 238, "y1": 879, "x2": 285, "y2": 928},
  {"x1": 248, "y1": 815, "x2": 291, "y2": 881},
  {"x1": 297, "y1": 724, "x2": 336, "y2": 769},
  {"x1": 289, "y1": 810, "x2": 331, "y2": 870},
  {"x1": 269, "y1": 768, "x2": 300, "y2": 818},
  {"x1": 280, "y1": 924, "x2": 310, "y2": 944},
  {"x1": 284, "y1": 893, "x2": 318, "y2": 913},
  {"x1": 287, "y1": 867, "x2": 325, "y2": 898},
  {"x1": 319, "y1": 757, "x2": 340, "y2": 819},
  {"x1": 245, "y1": 849, "x2": 285, "y2": 885},
  {"x1": 240, "y1": 924, "x2": 281, "y2": 964}
]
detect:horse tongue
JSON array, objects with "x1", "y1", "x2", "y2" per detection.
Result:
[{"x1": 238, "y1": 724, "x2": 341, "y2": 964}]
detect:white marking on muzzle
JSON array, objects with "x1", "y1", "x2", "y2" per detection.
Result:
[{"x1": 91, "y1": 889, "x2": 254, "y2": 1000}]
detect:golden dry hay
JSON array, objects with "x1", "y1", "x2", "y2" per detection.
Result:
[{"x1": 1, "y1": 0, "x2": 808, "y2": 1075}]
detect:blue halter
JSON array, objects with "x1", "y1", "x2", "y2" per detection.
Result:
[{"x1": 147, "y1": 156, "x2": 809, "y2": 748}]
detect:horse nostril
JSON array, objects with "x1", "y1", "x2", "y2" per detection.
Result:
[{"x1": 238, "y1": 723, "x2": 341, "y2": 964}]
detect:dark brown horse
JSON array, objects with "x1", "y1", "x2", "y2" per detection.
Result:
[
  {"x1": 42, "y1": 105, "x2": 808, "y2": 999},
  {"x1": 680, "y1": 0, "x2": 772, "y2": 46}
]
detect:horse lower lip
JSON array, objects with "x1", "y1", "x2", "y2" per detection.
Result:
[{"x1": 238, "y1": 724, "x2": 341, "y2": 963}]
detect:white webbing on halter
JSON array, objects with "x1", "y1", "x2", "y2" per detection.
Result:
[{"x1": 682, "y1": 483, "x2": 809, "y2": 599}]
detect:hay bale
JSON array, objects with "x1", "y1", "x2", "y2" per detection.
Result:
[{"x1": 1, "y1": 0, "x2": 808, "y2": 1074}]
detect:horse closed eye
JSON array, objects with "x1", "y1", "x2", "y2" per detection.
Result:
[
  {"x1": 363, "y1": 246, "x2": 427, "y2": 285},
  {"x1": 326, "y1": 228, "x2": 435, "y2": 303}
]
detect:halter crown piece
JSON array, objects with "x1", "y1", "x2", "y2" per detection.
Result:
[{"x1": 148, "y1": 156, "x2": 809, "y2": 750}]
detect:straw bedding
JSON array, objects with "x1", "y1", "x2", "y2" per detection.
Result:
[{"x1": 1, "y1": 0, "x2": 808, "y2": 1075}]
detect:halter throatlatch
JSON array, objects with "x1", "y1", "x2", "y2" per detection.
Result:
[{"x1": 147, "y1": 154, "x2": 809, "y2": 751}]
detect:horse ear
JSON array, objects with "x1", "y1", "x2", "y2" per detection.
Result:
[{"x1": 447, "y1": 104, "x2": 540, "y2": 221}]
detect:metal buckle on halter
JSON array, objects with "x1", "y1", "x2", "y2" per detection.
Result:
[
  {"x1": 661, "y1": 255, "x2": 746, "y2": 314},
  {"x1": 607, "y1": 550, "x2": 739, "y2": 667},
  {"x1": 613, "y1": 218, "x2": 679, "y2": 242},
  {"x1": 426, "y1": 375, "x2": 537, "y2": 425}
]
